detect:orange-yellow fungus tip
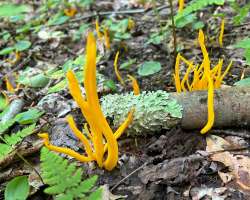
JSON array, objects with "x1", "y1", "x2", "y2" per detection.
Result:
[
  {"x1": 95, "y1": 19, "x2": 103, "y2": 40},
  {"x1": 104, "y1": 28, "x2": 111, "y2": 49},
  {"x1": 219, "y1": 18, "x2": 225, "y2": 47},
  {"x1": 127, "y1": 75, "x2": 140, "y2": 95},
  {"x1": 178, "y1": 0, "x2": 185, "y2": 12},
  {"x1": 114, "y1": 51, "x2": 125, "y2": 86},
  {"x1": 5, "y1": 76, "x2": 15, "y2": 93},
  {"x1": 64, "y1": 7, "x2": 77, "y2": 17}
]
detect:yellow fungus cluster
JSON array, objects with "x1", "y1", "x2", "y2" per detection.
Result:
[
  {"x1": 95, "y1": 20, "x2": 111, "y2": 50},
  {"x1": 113, "y1": 51, "x2": 140, "y2": 95},
  {"x1": 174, "y1": 29, "x2": 232, "y2": 134},
  {"x1": 39, "y1": 32, "x2": 134, "y2": 171}
]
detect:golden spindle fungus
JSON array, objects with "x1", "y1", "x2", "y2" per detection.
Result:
[
  {"x1": 64, "y1": 7, "x2": 77, "y2": 17},
  {"x1": 5, "y1": 76, "x2": 15, "y2": 93},
  {"x1": 174, "y1": 53, "x2": 182, "y2": 93},
  {"x1": 178, "y1": 0, "x2": 185, "y2": 12},
  {"x1": 174, "y1": 29, "x2": 232, "y2": 134},
  {"x1": 39, "y1": 32, "x2": 134, "y2": 171},
  {"x1": 219, "y1": 18, "x2": 225, "y2": 47},
  {"x1": 200, "y1": 75, "x2": 215, "y2": 134},
  {"x1": 104, "y1": 27, "x2": 111, "y2": 49},
  {"x1": 114, "y1": 51, "x2": 125, "y2": 86},
  {"x1": 38, "y1": 133, "x2": 93, "y2": 162},
  {"x1": 127, "y1": 75, "x2": 140, "y2": 95},
  {"x1": 95, "y1": 19, "x2": 103, "y2": 40}
]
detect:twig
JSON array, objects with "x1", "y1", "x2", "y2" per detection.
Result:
[
  {"x1": 68, "y1": 5, "x2": 170, "y2": 23},
  {"x1": 168, "y1": 0, "x2": 177, "y2": 61},
  {"x1": 110, "y1": 162, "x2": 149, "y2": 192}
]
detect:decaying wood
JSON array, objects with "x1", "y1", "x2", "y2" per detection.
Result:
[{"x1": 172, "y1": 86, "x2": 250, "y2": 130}]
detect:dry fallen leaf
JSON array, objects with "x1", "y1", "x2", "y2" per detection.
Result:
[{"x1": 206, "y1": 135, "x2": 250, "y2": 191}]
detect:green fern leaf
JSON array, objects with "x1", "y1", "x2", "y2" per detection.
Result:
[
  {"x1": 40, "y1": 147, "x2": 102, "y2": 200},
  {"x1": 0, "y1": 124, "x2": 36, "y2": 160},
  {"x1": 0, "y1": 119, "x2": 15, "y2": 134},
  {"x1": 175, "y1": 0, "x2": 225, "y2": 21}
]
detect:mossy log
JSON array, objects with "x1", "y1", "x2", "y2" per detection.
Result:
[{"x1": 101, "y1": 86, "x2": 250, "y2": 135}]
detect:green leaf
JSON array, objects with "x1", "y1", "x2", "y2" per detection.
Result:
[
  {"x1": 15, "y1": 40, "x2": 31, "y2": 51},
  {"x1": 234, "y1": 38, "x2": 250, "y2": 49},
  {"x1": 48, "y1": 13, "x2": 69, "y2": 26},
  {"x1": 86, "y1": 187, "x2": 103, "y2": 200},
  {"x1": 104, "y1": 80, "x2": 117, "y2": 92},
  {"x1": 0, "y1": 47, "x2": 15, "y2": 55},
  {"x1": 234, "y1": 77, "x2": 250, "y2": 86},
  {"x1": 15, "y1": 108, "x2": 44, "y2": 125},
  {"x1": 18, "y1": 73, "x2": 50, "y2": 88},
  {"x1": 4, "y1": 176, "x2": 29, "y2": 200},
  {"x1": 0, "y1": 94, "x2": 8, "y2": 111},
  {"x1": 192, "y1": 21, "x2": 205, "y2": 30},
  {"x1": 175, "y1": 0, "x2": 225, "y2": 21},
  {"x1": 120, "y1": 59, "x2": 136, "y2": 69},
  {"x1": 47, "y1": 79, "x2": 67, "y2": 94},
  {"x1": 176, "y1": 14, "x2": 197, "y2": 28},
  {"x1": 138, "y1": 61, "x2": 162, "y2": 76},
  {"x1": 0, "y1": 4, "x2": 31, "y2": 18},
  {"x1": 244, "y1": 49, "x2": 250, "y2": 65}
]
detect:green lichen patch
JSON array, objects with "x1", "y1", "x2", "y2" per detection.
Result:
[{"x1": 101, "y1": 90, "x2": 183, "y2": 136}]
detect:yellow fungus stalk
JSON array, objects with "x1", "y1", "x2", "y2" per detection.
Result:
[
  {"x1": 5, "y1": 76, "x2": 15, "y2": 93},
  {"x1": 114, "y1": 51, "x2": 125, "y2": 86},
  {"x1": 174, "y1": 53, "x2": 182, "y2": 93},
  {"x1": 128, "y1": 18, "x2": 135, "y2": 30},
  {"x1": 6, "y1": 51, "x2": 21, "y2": 65},
  {"x1": 127, "y1": 75, "x2": 140, "y2": 95},
  {"x1": 38, "y1": 133, "x2": 93, "y2": 162},
  {"x1": 95, "y1": 19, "x2": 103, "y2": 40},
  {"x1": 64, "y1": 7, "x2": 77, "y2": 17},
  {"x1": 200, "y1": 75, "x2": 214, "y2": 134},
  {"x1": 39, "y1": 32, "x2": 134, "y2": 171},
  {"x1": 104, "y1": 27, "x2": 111, "y2": 49},
  {"x1": 178, "y1": 0, "x2": 185, "y2": 12},
  {"x1": 219, "y1": 18, "x2": 225, "y2": 47}
]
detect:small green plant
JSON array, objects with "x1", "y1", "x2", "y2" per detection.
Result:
[
  {"x1": 103, "y1": 18, "x2": 134, "y2": 41},
  {"x1": 0, "y1": 124, "x2": 36, "y2": 160},
  {"x1": 174, "y1": 0, "x2": 225, "y2": 28},
  {"x1": 234, "y1": 38, "x2": 250, "y2": 65},
  {"x1": 230, "y1": 1, "x2": 250, "y2": 25},
  {"x1": 138, "y1": 61, "x2": 162, "y2": 76},
  {"x1": 5, "y1": 176, "x2": 29, "y2": 200},
  {"x1": 40, "y1": 147, "x2": 102, "y2": 200}
]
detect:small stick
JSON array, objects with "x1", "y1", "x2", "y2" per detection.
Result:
[{"x1": 110, "y1": 162, "x2": 148, "y2": 192}]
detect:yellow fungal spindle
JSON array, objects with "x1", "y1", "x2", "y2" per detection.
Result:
[
  {"x1": 178, "y1": 0, "x2": 185, "y2": 12},
  {"x1": 219, "y1": 18, "x2": 225, "y2": 47},
  {"x1": 114, "y1": 51, "x2": 125, "y2": 86},
  {"x1": 127, "y1": 75, "x2": 140, "y2": 95}
]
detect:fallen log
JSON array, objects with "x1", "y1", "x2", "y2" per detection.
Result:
[{"x1": 101, "y1": 86, "x2": 250, "y2": 135}]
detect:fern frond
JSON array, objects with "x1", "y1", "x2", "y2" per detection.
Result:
[
  {"x1": 40, "y1": 147, "x2": 102, "y2": 200},
  {"x1": 175, "y1": 0, "x2": 225, "y2": 21},
  {"x1": 0, "y1": 119, "x2": 15, "y2": 134},
  {"x1": 0, "y1": 124, "x2": 36, "y2": 160}
]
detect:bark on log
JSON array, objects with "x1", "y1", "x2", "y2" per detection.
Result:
[{"x1": 172, "y1": 86, "x2": 250, "y2": 130}]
